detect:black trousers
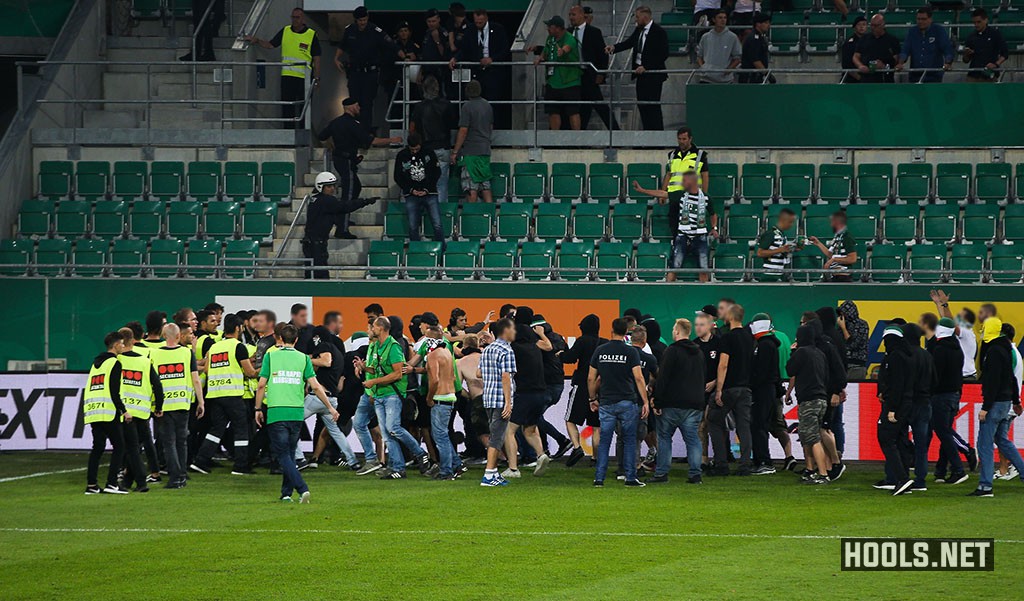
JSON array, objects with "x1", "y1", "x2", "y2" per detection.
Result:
[
  {"x1": 707, "y1": 386, "x2": 753, "y2": 470},
  {"x1": 750, "y1": 384, "x2": 775, "y2": 467},
  {"x1": 187, "y1": 401, "x2": 208, "y2": 466},
  {"x1": 332, "y1": 156, "x2": 362, "y2": 236},
  {"x1": 449, "y1": 395, "x2": 486, "y2": 458},
  {"x1": 281, "y1": 76, "x2": 306, "y2": 128},
  {"x1": 88, "y1": 420, "x2": 125, "y2": 487},
  {"x1": 635, "y1": 75, "x2": 664, "y2": 130},
  {"x1": 191, "y1": 2, "x2": 224, "y2": 57},
  {"x1": 579, "y1": 77, "x2": 619, "y2": 131},
  {"x1": 194, "y1": 396, "x2": 251, "y2": 472},
  {"x1": 347, "y1": 68, "x2": 379, "y2": 130},
  {"x1": 302, "y1": 238, "x2": 329, "y2": 279},
  {"x1": 877, "y1": 414, "x2": 913, "y2": 484},
  {"x1": 121, "y1": 417, "x2": 150, "y2": 488},
  {"x1": 157, "y1": 410, "x2": 189, "y2": 483}
]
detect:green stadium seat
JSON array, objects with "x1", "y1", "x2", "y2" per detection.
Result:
[
  {"x1": 166, "y1": 0, "x2": 192, "y2": 17},
  {"x1": 149, "y1": 238, "x2": 184, "y2": 278},
  {"x1": 128, "y1": 200, "x2": 164, "y2": 239},
  {"x1": 713, "y1": 242, "x2": 748, "y2": 282},
  {"x1": 439, "y1": 202, "x2": 458, "y2": 239},
  {"x1": 241, "y1": 201, "x2": 278, "y2": 242},
  {"x1": 496, "y1": 203, "x2": 532, "y2": 242},
  {"x1": 895, "y1": 163, "x2": 932, "y2": 204},
  {"x1": 18, "y1": 199, "x2": 54, "y2": 237},
  {"x1": 921, "y1": 204, "x2": 958, "y2": 244},
  {"x1": 626, "y1": 163, "x2": 662, "y2": 201},
  {"x1": 224, "y1": 162, "x2": 258, "y2": 201},
  {"x1": 204, "y1": 201, "x2": 240, "y2": 240},
  {"x1": 726, "y1": 203, "x2": 762, "y2": 242},
  {"x1": 649, "y1": 203, "x2": 671, "y2": 242},
  {"x1": 818, "y1": 164, "x2": 853, "y2": 204},
  {"x1": 514, "y1": 162, "x2": 549, "y2": 202},
  {"x1": 186, "y1": 161, "x2": 222, "y2": 201},
  {"x1": 0, "y1": 239, "x2": 32, "y2": 276},
  {"x1": 55, "y1": 200, "x2": 91, "y2": 238},
  {"x1": 490, "y1": 162, "x2": 511, "y2": 200},
  {"x1": 184, "y1": 239, "x2": 221, "y2": 278},
  {"x1": 112, "y1": 161, "x2": 148, "y2": 201},
  {"x1": 519, "y1": 241, "x2": 556, "y2": 281},
  {"x1": 779, "y1": 164, "x2": 815, "y2": 203},
  {"x1": 869, "y1": 244, "x2": 905, "y2": 283},
  {"x1": 259, "y1": 162, "x2": 295, "y2": 202},
  {"x1": 91, "y1": 200, "x2": 127, "y2": 239},
  {"x1": 458, "y1": 204, "x2": 494, "y2": 240},
  {"x1": 886, "y1": 11, "x2": 917, "y2": 42},
  {"x1": 767, "y1": 204, "x2": 801, "y2": 230},
  {"x1": 367, "y1": 240, "x2": 404, "y2": 279},
  {"x1": 167, "y1": 201, "x2": 201, "y2": 239},
  {"x1": 857, "y1": 164, "x2": 892, "y2": 203},
  {"x1": 790, "y1": 253, "x2": 823, "y2": 283},
  {"x1": 588, "y1": 163, "x2": 624, "y2": 202},
  {"x1": 882, "y1": 204, "x2": 919, "y2": 244},
  {"x1": 907, "y1": 244, "x2": 946, "y2": 283},
  {"x1": 480, "y1": 241, "x2": 517, "y2": 280},
  {"x1": 38, "y1": 161, "x2": 72, "y2": 199},
  {"x1": 949, "y1": 245, "x2": 985, "y2": 283},
  {"x1": 595, "y1": 241, "x2": 632, "y2": 281},
  {"x1": 1003, "y1": 204, "x2": 1024, "y2": 243},
  {"x1": 844, "y1": 204, "x2": 879, "y2": 243},
  {"x1": 557, "y1": 241, "x2": 594, "y2": 281},
  {"x1": 110, "y1": 238, "x2": 146, "y2": 277},
  {"x1": 708, "y1": 163, "x2": 737, "y2": 202},
  {"x1": 962, "y1": 204, "x2": 999, "y2": 243},
  {"x1": 803, "y1": 202, "x2": 842, "y2": 241},
  {"x1": 990, "y1": 244, "x2": 1024, "y2": 284},
  {"x1": 72, "y1": 238, "x2": 108, "y2": 277},
  {"x1": 974, "y1": 163, "x2": 1011, "y2": 204},
  {"x1": 223, "y1": 239, "x2": 259, "y2": 279},
  {"x1": 35, "y1": 238, "x2": 71, "y2": 276},
  {"x1": 550, "y1": 163, "x2": 585, "y2": 202},
  {"x1": 150, "y1": 161, "x2": 185, "y2": 201},
  {"x1": 441, "y1": 240, "x2": 479, "y2": 280},
  {"x1": 665, "y1": 26, "x2": 688, "y2": 55},
  {"x1": 997, "y1": 14, "x2": 1024, "y2": 53},
  {"x1": 384, "y1": 202, "x2": 410, "y2": 239},
  {"x1": 740, "y1": 163, "x2": 776, "y2": 202},
  {"x1": 934, "y1": 163, "x2": 972, "y2": 204},
  {"x1": 635, "y1": 242, "x2": 668, "y2": 282},
  {"x1": 75, "y1": 161, "x2": 110, "y2": 200},
  {"x1": 770, "y1": 11, "x2": 804, "y2": 55},
  {"x1": 405, "y1": 241, "x2": 443, "y2": 280},
  {"x1": 573, "y1": 203, "x2": 608, "y2": 240},
  {"x1": 806, "y1": 12, "x2": 841, "y2": 54},
  {"x1": 611, "y1": 203, "x2": 647, "y2": 242},
  {"x1": 535, "y1": 203, "x2": 570, "y2": 241},
  {"x1": 131, "y1": 0, "x2": 163, "y2": 19}
]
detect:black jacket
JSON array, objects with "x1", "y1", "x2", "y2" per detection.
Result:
[
  {"x1": 980, "y1": 336, "x2": 1019, "y2": 410},
  {"x1": 787, "y1": 326, "x2": 827, "y2": 403},
  {"x1": 540, "y1": 323, "x2": 568, "y2": 387},
  {"x1": 576, "y1": 23, "x2": 609, "y2": 86},
  {"x1": 902, "y1": 324, "x2": 935, "y2": 405},
  {"x1": 393, "y1": 147, "x2": 441, "y2": 195},
  {"x1": 928, "y1": 335, "x2": 965, "y2": 395},
  {"x1": 304, "y1": 192, "x2": 374, "y2": 240},
  {"x1": 92, "y1": 352, "x2": 126, "y2": 415},
  {"x1": 810, "y1": 320, "x2": 847, "y2": 396},
  {"x1": 613, "y1": 23, "x2": 669, "y2": 81},
  {"x1": 751, "y1": 333, "x2": 781, "y2": 391},
  {"x1": 654, "y1": 339, "x2": 706, "y2": 411},
  {"x1": 410, "y1": 96, "x2": 453, "y2": 151},
  {"x1": 879, "y1": 334, "x2": 916, "y2": 418},
  {"x1": 561, "y1": 314, "x2": 605, "y2": 387},
  {"x1": 816, "y1": 307, "x2": 848, "y2": 368},
  {"x1": 455, "y1": 21, "x2": 511, "y2": 64}
]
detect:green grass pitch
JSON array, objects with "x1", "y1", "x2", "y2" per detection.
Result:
[{"x1": 1, "y1": 452, "x2": 1022, "y2": 600}]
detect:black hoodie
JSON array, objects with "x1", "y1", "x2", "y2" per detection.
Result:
[
  {"x1": 816, "y1": 307, "x2": 848, "y2": 368},
  {"x1": 786, "y1": 325, "x2": 827, "y2": 403},
  {"x1": 879, "y1": 332, "x2": 916, "y2": 418},
  {"x1": 751, "y1": 333, "x2": 781, "y2": 392},
  {"x1": 810, "y1": 319, "x2": 847, "y2": 397},
  {"x1": 928, "y1": 334, "x2": 965, "y2": 394},
  {"x1": 561, "y1": 314, "x2": 606, "y2": 387},
  {"x1": 536, "y1": 318, "x2": 568, "y2": 387},
  {"x1": 980, "y1": 336, "x2": 1019, "y2": 411},
  {"x1": 902, "y1": 323, "x2": 935, "y2": 405},
  {"x1": 654, "y1": 338, "x2": 706, "y2": 410},
  {"x1": 641, "y1": 316, "x2": 667, "y2": 362}
]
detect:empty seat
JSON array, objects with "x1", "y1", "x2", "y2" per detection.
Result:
[
  {"x1": 520, "y1": 241, "x2": 556, "y2": 281},
  {"x1": 573, "y1": 203, "x2": 608, "y2": 240},
  {"x1": 149, "y1": 238, "x2": 184, "y2": 277},
  {"x1": 974, "y1": 163, "x2": 1011, "y2": 204},
  {"x1": 844, "y1": 205, "x2": 879, "y2": 243},
  {"x1": 895, "y1": 163, "x2": 932, "y2": 204},
  {"x1": 882, "y1": 204, "x2": 919, "y2": 244},
  {"x1": 1003, "y1": 204, "x2": 1024, "y2": 243},
  {"x1": 934, "y1": 163, "x2": 972, "y2": 204},
  {"x1": 259, "y1": 162, "x2": 295, "y2": 202},
  {"x1": 595, "y1": 241, "x2": 633, "y2": 281},
  {"x1": 713, "y1": 242, "x2": 748, "y2": 282},
  {"x1": 535, "y1": 203, "x2": 570, "y2": 241},
  {"x1": 405, "y1": 241, "x2": 443, "y2": 280},
  {"x1": 949, "y1": 245, "x2": 985, "y2": 283},
  {"x1": 490, "y1": 162, "x2": 511, "y2": 200},
  {"x1": 150, "y1": 161, "x2": 185, "y2": 201},
  {"x1": 187, "y1": 161, "x2": 222, "y2": 201},
  {"x1": 223, "y1": 239, "x2": 259, "y2": 278},
  {"x1": 110, "y1": 238, "x2": 146, "y2": 277},
  {"x1": 112, "y1": 161, "x2": 148, "y2": 201},
  {"x1": 806, "y1": 12, "x2": 841, "y2": 54},
  {"x1": 458, "y1": 204, "x2": 494, "y2": 240},
  {"x1": 779, "y1": 164, "x2": 815, "y2": 203},
  {"x1": 803, "y1": 202, "x2": 842, "y2": 241},
  {"x1": 740, "y1": 163, "x2": 776, "y2": 202},
  {"x1": 204, "y1": 201, "x2": 240, "y2": 239},
  {"x1": 128, "y1": 200, "x2": 165, "y2": 239},
  {"x1": 588, "y1": 163, "x2": 624, "y2": 202},
  {"x1": 167, "y1": 201, "x2": 201, "y2": 239},
  {"x1": 241, "y1": 201, "x2": 278, "y2": 242},
  {"x1": 635, "y1": 242, "x2": 669, "y2": 281},
  {"x1": 0, "y1": 239, "x2": 32, "y2": 276},
  {"x1": 55, "y1": 200, "x2": 91, "y2": 238},
  {"x1": 72, "y1": 238, "x2": 108, "y2": 277},
  {"x1": 480, "y1": 241, "x2": 517, "y2": 280},
  {"x1": 790, "y1": 253, "x2": 823, "y2": 283},
  {"x1": 611, "y1": 203, "x2": 647, "y2": 242},
  {"x1": 708, "y1": 163, "x2": 738, "y2": 202},
  {"x1": 626, "y1": 163, "x2": 662, "y2": 200},
  {"x1": 496, "y1": 203, "x2": 532, "y2": 242},
  {"x1": 921, "y1": 204, "x2": 958, "y2": 244},
  {"x1": 38, "y1": 161, "x2": 72, "y2": 199},
  {"x1": 384, "y1": 202, "x2": 410, "y2": 239},
  {"x1": 367, "y1": 240, "x2": 404, "y2": 279},
  {"x1": 131, "y1": 0, "x2": 163, "y2": 18},
  {"x1": 513, "y1": 162, "x2": 548, "y2": 202},
  {"x1": 35, "y1": 238, "x2": 71, "y2": 276},
  {"x1": 442, "y1": 240, "x2": 479, "y2": 280},
  {"x1": 907, "y1": 245, "x2": 946, "y2": 283},
  {"x1": 962, "y1": 204, "x2": 999, "y2": 243},
  {"x1": 92, "y1": 200, "x2": 128, "y2": 239},
  {"x1": 550, "y1": 163, "x2": 585, "y2": 202},
  {"x1": 649, "y1": 203, "x2": 671, "y2": 241},
  {"x1": 857, "y1": 164, "x2": 892, "y2": 203},
  {"x1": 885, "y1": 10, "x2": 916, "y2": 42},
  {"x1": 184, "y1": 239, "x2": 221, "y2": 277},
  {"x1": 224, "y1": 162, "x2": 258, "y2": 201},
  {"x1": 75, "y1": 161, "x2": 110, "y2": 200},
  {"x1": 557, "y1": 241, "x2": 594, "y2": 281},
  {"x1": 18, "y1": 199, "x2": 54, "y2": 237},
  {"x1": 869, "y1": 244, "x2": 905, "y2": 283},
  {"x1": 818, "y1": 164, "x2": 853, "y2": 204},
  {"x1": 439, "y1": 202, "x2": 458, "y2": 239},
  {"x1": 990, "y1": 244, "x2": 1023, "y2": 284},
  {"x1": 726, "y1": 203, "x2": 762, "y2": 242},
  {"x1": 770, "y1": 11, "x2": 804, "y2": 54}
]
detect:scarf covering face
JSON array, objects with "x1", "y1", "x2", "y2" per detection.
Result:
[
  {"x1": 935, "y1": 317, "x2": 956, "y2": 339},
  {"x1": 983, "y1": 317, "x2": 1004, "y2": 343}
]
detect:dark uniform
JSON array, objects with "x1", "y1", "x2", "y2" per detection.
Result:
[
  {"x1": 338, "y1": 19, "x2": 397, "y2": 130},
  {"x1": 855, "y1": 32, "x2": 901, "y2": 83},
  {"x1": 841, "y1": 33, "x2": 864, "y2": 83},
  {"x1": 318, "y1": 112, "x2": 377, "y2": 238},
  {"x1": 738, "y1": 28, "x2": 770, "y2": 84},
  {"x1": 421, "y1": 25, "x2": 450, "y2": 90},
  {"x1": 302, "y1": 190, "x2": 375, "y2": 279}
]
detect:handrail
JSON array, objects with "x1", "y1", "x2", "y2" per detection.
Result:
[
  {"x1": 189, "y1": 0, "x2": 217, "y2": 101},
  {"x1": 232, "y1": 0, "x2": 275, "y2": 51},
  {"x1": 272, "y1": 192, "x2": 311, "y2": 269}
]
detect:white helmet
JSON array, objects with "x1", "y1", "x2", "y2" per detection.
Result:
[{"x1": 314, "y1": 171, "x2": 338, "y2": 193}]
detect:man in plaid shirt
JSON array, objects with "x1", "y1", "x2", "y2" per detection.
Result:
[{"x1": 478, "y1": 318, "x2": 516, "y2": 487}]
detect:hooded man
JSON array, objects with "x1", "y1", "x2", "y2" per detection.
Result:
[
  {"x1": 640, "y1": 315, "x2": 667, "y2": 362},
  {"x1": 749, "y1": 313, "x2": 782, "y2": 474},
  {"x1": 809, "y1": 318, "x2": 848, "y2": 480},
  {"x1": 876, "y1": 324, "x2": 917, "y2": 496},
  {"x1": 902, "y1": 323, "x2": 936, "y2": 491},
  {"x1": 648, "y1": 318, "x2": 706, "y2": 484},
  {"x1": 559, "y1": 314, "x2": 607, "y2": 466},
  {"x1": 786, "y1": 324, "x2": 830, "y2": 484},
  {"x1": 504, "y1": 306, "x2": 554, "y2": 477},
  {"x1": 837, "y1": 300, "x2": 869, "y2": 380},
  {"x1": 533, "y1": 314, "x2": 573, "y2": 459},
  {"x1": 929, "y1": 317, "x2": 968, "y2": 485}
]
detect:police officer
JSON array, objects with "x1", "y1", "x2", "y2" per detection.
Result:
[
  {"x1": 302, "y1": 172, "x2": 379, "y2": 279},
  {"x1": 317, "y1": 98, "x2": 399, "y2": 239},
  {"x1": 739, "y1": 13, "x2": 772, "y2": 84},
  {"x1": 334, "y1": 6, "x2": 398, "y2": 132},
  {"x1": 247, "y1": 7, "x2": 322, "y2": 129}
]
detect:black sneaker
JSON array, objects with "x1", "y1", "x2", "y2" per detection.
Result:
[
  {"x1": 431, "y1": 473, "x2": 454, "y2": 481},
  {"x1": 910, "y1": 482, "x2": 927, "y2": 492},
  {"x1": 735, "y1": 467, "x2": 754, "y2": 476},
  {"x1": 231, "y1": 468, "x2": 256, "y2": 475},
  {"x1": 805, "y1": 473, "x2": 829, "y2": 485},
  {"x1": 552, "y1": 438, "x2": 573, "y2": 459},
  {"x1": 188, "y1": 463, "x2": 210, "y2": 475},
  {"x1": 269, "y1": 466, "x2": 283, "y2": 475},
  {"x1": 133, "y1": 485, "x2": 150, "y2": 493},
  {"x1": 892, "y1": 480, "x2": 914, "y2": 496},
  {"x1": 933, "y1": 475, "x2": 947, "y2": 484},
  {"x1": 645, "y1": 474, "x2": 669, "y2": 484},
  {"x1": 565, "y1": 447, "x2": 586, "y2": 467},
  {"x1": 873, "y1": 480, "x2": 896, "y2": 490},
  {"x1": 708, "y1": 465, "x2": 730, "y2": 477},
  {"x1": 417, "y1": 454, "x2": 432, "y2": 475},
  {"x1": 178, "y1": 53, "x2": 194, "y2": 62},
  {"x1": 347, "y1": 461, "x2": 363, "y2": 471},
  {"x1": 783, "y1": 456, "x2": 798, "y2": 472},
  {"x1": 966, "y1": 448, "x2": 978, "y2": 472},
  {"x1": 455, "y1": 465, "x2": 470, "y2": 478},
  {"x1": 380, "y1": 469, "x2": 407, "y2": 480},
  {"x1": 828, "y1": 462, "x2": 847, "y2": 482},
  {"x1": 423, "y1": 463, "x2": 441, "y2": 478},
  {"x1": 164, "y1": 480, "x2": 185, "y2": 490},
  {"x1": 800, "y1": 469, "x2": 814, "y2": 482},
  {"x1": 102, "y1": 484, "x2": 130, "y2": 495},
  {"x1": 686, "y1": 475, "x2": 703, "y2": 484},
  {"x1": 146, "y1": 474, "x2": 161, "y2": 483},
  {"x1": 593, "y1": 480, "x2": 604, "y2": 487},
  {"x1": 967, "y1": 488, "x2": 993, "y2": 497},
  {"x1": 84, "y1": 484, "x2": 101, "y2": 495},
  {"x1": 946, "y1": 473, "x2": 969, "y2": 485},
  {"x1": 296, "y1": 458, "x2": 310, "y2": 471},
  {"x1": 624, "y1": 479, "x2": 646, "y2": 488}
]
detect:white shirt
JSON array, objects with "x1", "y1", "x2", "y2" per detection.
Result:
[
  {"x1": 478, "y1": 23, "x2": 490, "y2": 58},
  {"x1": 1012, "y1": 346, "x2": 1023, "y2": 393},
  {"x1": 636, "y1": 21, "x2": 652, "y2": 66},
  {"x1": 574, "y1": 22, "x2": 585, "y2": 45},
  {"x1": 956, "y1": 324, "x2": 977, "y2": 377}
]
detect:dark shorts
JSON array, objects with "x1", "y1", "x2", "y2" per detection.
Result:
[
  {"x1": 671, "y1": 233, "x2": 710, "y2": 270},
  {"x1": 545, "y1": 84, "x2": 580, "y2": 117},
  {"x1": 564, "y1": 384, "x2": 600, "y2": 427},
  {"x1": 413, "y1": 392, "x2": 432, "y2": 428},
  {"x1": 469, "y1": 395, "x2": 488, "y2": 436},
  {"x1": 510, "y1": 390, "x2": 548, "y2": 427},
  {"x1": 798, "y1": 398, "x2": 828, "y2": 446}
]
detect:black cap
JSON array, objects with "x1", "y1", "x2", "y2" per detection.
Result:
[
  {"x1": 852, "y1": 14, "x2": 867, "y2": 26},
  {"x1": 420, "y1": 312, "x2": 440, "y2": 326},
  {"x1": 753, "y1": 12, "x2": 771, "y2": 24},
  {"x1": 342, "y1": 97, "x2": 358, "y2": 106},
  {"x1": 396, "y1": 20, "x2": 411, "y2": 31},
  {"x1": 425, "y1": 8, "x2": 439, "y2": 18},
  {"x1": 353, "y1": 6, "x2": 368, "y2": 19},
  {"x1": 544, "y1": 15, "x2": 565, "y2": 28},
  {"x1": 699, "y1": 305, "x2": 718, "y2": 317},
  {"x1": 583, "y1": 6, "x2": 593, "y2": 14}
]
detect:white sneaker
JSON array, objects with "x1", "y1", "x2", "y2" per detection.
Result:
[
  {"x1": 997, "y1": 465, "x2": 1019, "y2": 481},
  {"x1": 299, "y1": 491, "x2": 310, "y2": 504},
  {"x1": 500, "y1": 468, "x2": 521, "y2": 479},
  {"x1": 534, "y1": 454, "x2": 551, "y2": 476}
]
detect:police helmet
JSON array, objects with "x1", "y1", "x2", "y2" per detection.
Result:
[{"x1": 314, "y1": 171, "x2": 338, "y2": 193}]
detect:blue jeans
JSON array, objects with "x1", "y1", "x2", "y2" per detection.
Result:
[
  {"x1": 977, "y1": 401, "x2": 1024, "y2": 490},
  {"x1": 434, "y1": 149, "x2": 450, "y2": 204},
  {"x1": 374, "y1": 394, "x2": 425, "y2": 472},
  {"x1": 405, "y1": 193, "x2": 444, "y2": 242},
  {"x1": 655, "y1": 407, "x2": 703, "y2": 478},
  {"x1": 430, "y1": 402, "x2": 463, "y2": 477},
  {"x1": 930, "y1": 392, "x2": 965, "y2": 478},
  {"x1": 268, "y1": 421, "x2": 308, "y2": 498},
  {"x1": 293, "y1": 395, "x2": 357, "y2": 465},
  {"x1": 832, "y1": 401, "x2": 845, "y2": 455},
  {"x1": 353, "y1": 394, "x2": 377, "y2": 463},
  {"x1": 671, "y1": 233, "x2": 709, "y2": 269},
  {"x1": 595, "y1": 400, "x2": 639, "y2": 483},
  {"x1": 910, "y1": 403, "x2": 932, "y2": 486}
]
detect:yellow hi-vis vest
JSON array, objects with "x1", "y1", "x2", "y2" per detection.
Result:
[
  {"x1": 118, "y1": 354, "x2": 154, "y2": 420},
  {"x1": 83, "y1": 356, "x2": 119, "y2": 424},
  {"x1": 666, "y1": 148, "x2": 705, "y2": 192},
  {"x1": 206, "y1": 338, "x2": 246, "y2": 399},
  {"x1": 281, "y1": 26, "x2": 315, "y2": 79},
  {"x1": 195, "y1": 332, "x2": 217, "y2": 386},
  {"x1": 133, "y1": 343, "x2": 152, "y2": 358},
  {"x1": 149, "y1": 346, "x2": 195, "y2": 412},
  {"x1": 243, "y1": 344, "x2": 258, "y2": 399}
]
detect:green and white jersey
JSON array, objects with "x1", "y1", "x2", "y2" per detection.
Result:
[
  {"x1": 826, "y1": 227, "x2": 855, "y2": 271},
  {"x1": 677, "y1": 190, "x2": 711, "y2": 235},
  {"x1": 757, "y1": 225, "x2": 791, "y2": 272}
]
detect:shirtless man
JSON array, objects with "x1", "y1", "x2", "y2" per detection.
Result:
[{"x1": 424, "y1": 324, "x2": 465, "y2": 480}]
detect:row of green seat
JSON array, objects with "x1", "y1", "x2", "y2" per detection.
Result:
[
  {"x1": 471, "y1": 162, "x2": 661, "y2": 203},
  {"x1": 16, "y1": 199, "x2": 278, "y2": 243},
  {"x1": 36, "y1": 160, "x2": 294, "y2": 202},
  {"x1": 672, "y1": 0, "x2": 1014, "y2": 14},
  {"x1": 862, "y1": 243, "x2": 1024, "y2": 283},
  {"x1": 131, "y1": 0, "x2": 191, "y2": 19},
  {"x1": 0, "y1": 238, "x2": 260, "y2": 278}
]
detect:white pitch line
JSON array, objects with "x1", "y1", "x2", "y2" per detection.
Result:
[
  {"x1": 0, "y1": 466, "x2": 90, "y2": 483},
  {"x1": 1, "y1": 527, "x2": 1022, "y2": 545}
]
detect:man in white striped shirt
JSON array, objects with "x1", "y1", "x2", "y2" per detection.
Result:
[
  {"x1": 756, "y1": 208, "x2": 797, "y2": 280},
  {"x1": 633, "y1": 170, "x2": 716, "y2": 282}
]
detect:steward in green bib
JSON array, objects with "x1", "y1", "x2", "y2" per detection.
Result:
[
  {"x1": 117, "y1": 337, "x2": 164, "y2": 493},
  {"x1": 192, "y1": 314, "x2": 258, "y2": 475},
  {"x1": 256, "y1": 324, "x2": 331, "y2": 503},
  {"x1": 84, "y1": 332, "x2": 130, "y2": 495},
  {"x1": 150, "y1": 322, "x2": 205, "y2": 490}
]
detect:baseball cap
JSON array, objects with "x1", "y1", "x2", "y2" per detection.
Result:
[
  {"x1": 753, "y1": 12, "x2": 771, "y2": 24},
  {"x1": 544, "y1": 15, "x2": 565, "y2": 28},
  {"x1": 583, "y1": 6, "x2": 593, "y2": 14},
  {"x1": 420, "y1": 312, "x2": 440, "y2": 327},
  {"x1": 425, "y1": 8, "x2": 439, "y2": 18},
  {"x1": 697, "y1": 305, "x2": 718, "y2": 317},
  {"x1": 353, "y1": 6, "x2": 368, "y2": 19},
  {"x1": 342, "y1": 97, "x2": 358, "y2": 106}
]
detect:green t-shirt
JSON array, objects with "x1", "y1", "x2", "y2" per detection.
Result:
[
  {"x1": 366, "y1": 336, "x2": 408, "y2": 399},
  {"x1": 774, "y1": 330, "x2": 792, "y2": 378},
  {"x1": 543, "y1": 32, "x2": 581, "y2": 89},
  {"x1": 259, "y1": 347, "x2": 314, "y2": 424}
]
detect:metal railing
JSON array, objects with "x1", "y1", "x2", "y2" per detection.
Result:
[
  {"x1": 0, "y1": 257, "x2": 312, "y2": 279},
  {"x1": 189, "y1": 0, "x2": 218, "y2": 101},
  {"x1": 271, "y1": 192, "x2": 311, "y2": 269}
]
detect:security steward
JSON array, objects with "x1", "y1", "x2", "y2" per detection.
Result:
[
  {"x1": 190, "y1": 314, "x2": 258, "y2": 475},
  {"x1": 317, "y1": 98, "x2": 399, "y2": 239},
  {"x1": 334, "y1": 6, "x2": 398, "y2": 132},
  {"x1": 117, "y1": 334, "x2": 164, "y2": 493},
  {"x1": 151, "y1": 322, "x2": 205, "y2": 489},
  {"x1": 246, "y1": 7, "x2": 322, "y2": 129},
  {"x1": 84, "y1": 332, "x2": 130, "y2": 495},
  {"x1": 302, "y1": 172, "x2": 379, "y2": 279},
  {"x1": 663, "y1": 126, "x2": 714, "y2": 240}
]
